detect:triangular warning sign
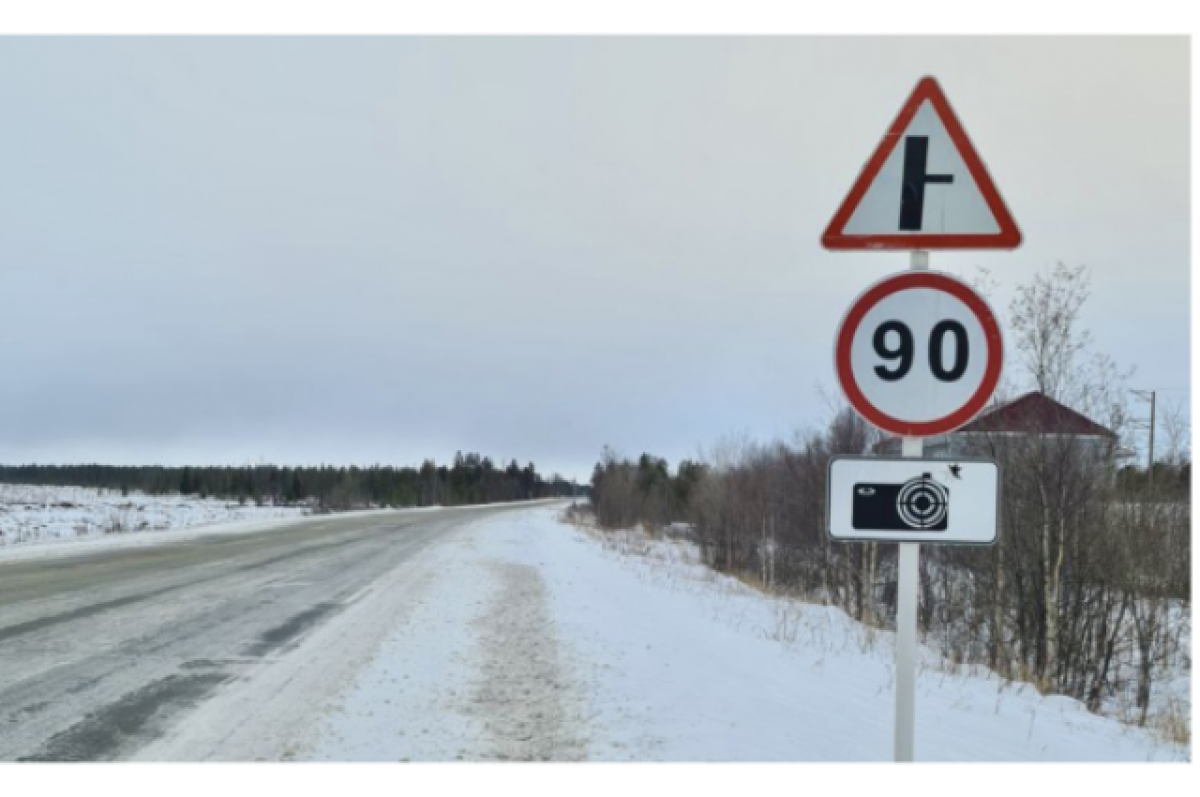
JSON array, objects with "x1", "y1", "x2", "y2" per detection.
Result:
[{"x1": 822, "y1": 76, "x2": 1021, "y2": 251}]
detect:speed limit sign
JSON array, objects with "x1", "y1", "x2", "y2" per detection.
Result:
[{"x1": 834, "y1": 270, "x2": 1002, "y2": 437}]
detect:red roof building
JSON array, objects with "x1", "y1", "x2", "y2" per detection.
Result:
[
  {"x1": 955, "y1": 391, "x2": 1116, "y2": 438},
  {"x1": 874, "y1": 391, "x2": 1127, "y2": 459}
]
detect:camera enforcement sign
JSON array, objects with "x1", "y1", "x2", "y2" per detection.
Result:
[
  {"x1": 834, "y1": 270, "x2": 1003, "y2": 438},
  {"x1": 827, "y1": 456, "x2": 999, "y2": 544}
]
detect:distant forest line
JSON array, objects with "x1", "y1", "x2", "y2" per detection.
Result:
[{"x1": 0, "y1": 453, "x2": 586, "y2": 509}]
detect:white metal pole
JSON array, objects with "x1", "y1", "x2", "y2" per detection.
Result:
[
  {"x1": 895, "y1": 249, "x2": 928, "y2": 763},
  {"x1": 895, "y1": 441, "x2": 921, "y2": 762}
]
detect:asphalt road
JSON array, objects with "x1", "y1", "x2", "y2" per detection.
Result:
[{"x1": 0, "y1": 504, "x2": 533, "y2": 762}]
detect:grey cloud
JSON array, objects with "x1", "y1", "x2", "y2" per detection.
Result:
[{"x1": 0, "y1": 36, "x2": 1188, "y2": 479}]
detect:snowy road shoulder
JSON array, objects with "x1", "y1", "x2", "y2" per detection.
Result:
[
  {"x1": 296, "y1": 506, "x2": 1187, "y2": 762},
  {"x1": 525, "y1": 514, "x2": 1188, "y2": 762},
  {"x1": 308, "y1": 509, "x2": 588, "y2": 761}
]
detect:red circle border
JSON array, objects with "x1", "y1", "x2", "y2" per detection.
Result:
[{"x1": 834, "y1": 271, "x2": 1003, "y2": 437}]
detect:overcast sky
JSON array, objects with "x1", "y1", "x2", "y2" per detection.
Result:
[{"x1": 0, "y1": 36, "x2": 1188, "y2": 480}]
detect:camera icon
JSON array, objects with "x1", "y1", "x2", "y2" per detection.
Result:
[{"x1": 852, "y1": 473, "x2": 949, "y2": 531}]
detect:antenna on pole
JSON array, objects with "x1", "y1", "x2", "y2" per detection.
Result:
[{"x1": 1131, "y1": 390, "x2": 1157, "y2": 489}]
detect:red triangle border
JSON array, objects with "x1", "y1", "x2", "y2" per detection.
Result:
[{"x1": 822, "y1": 76, "x2": 1022, "y2": 251}]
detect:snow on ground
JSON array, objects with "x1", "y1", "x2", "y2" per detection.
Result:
[
  {"x1": 305, "y1": 506, "x2": 1189, "y2": 762},
  {"x1": 0, "y1": 482, "x2": 308, "y2": 558},
  {"x1": 307, "y1": 511, "x2": 587, "y2": 762},
  {"x1": 115, "y1": 502, "x2": 1189, "y2": 763}
]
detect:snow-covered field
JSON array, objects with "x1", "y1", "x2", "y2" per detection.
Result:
[
  {"x1": 302, "y1": 506, "x2": 1188, "y2": 762},
  {"x1": 0, "y1": 483, "x2": 308, "y2": 553}
]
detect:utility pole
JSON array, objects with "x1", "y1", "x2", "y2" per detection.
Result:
[
  {"x1": 1149, "y1": 392, "x2": 1157, "y2": 487},
  {"x1": 1132, "y1": 389, "x2": 1157, "y2": 489}
]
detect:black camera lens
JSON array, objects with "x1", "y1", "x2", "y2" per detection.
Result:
[{"x1": 896, "y1": 475, "x2": 949, "y2": 529}]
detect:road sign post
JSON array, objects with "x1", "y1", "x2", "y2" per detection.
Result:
[
  {"x1": 832, "y1": 252, "x2": 1003, "y2": 761},
  {"x1": 896, "y1": 515, "x2": 919, "y2": 760},
  {"x1": 898, "y1": 251, "x2": 924, "y2": 765},
  {"x1": 821, "y1": 77, "x2": 1017, "y2": 760}
]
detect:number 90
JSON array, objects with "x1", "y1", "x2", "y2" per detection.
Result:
[{"x1": 872, "y1": 320, "x2": 968, "y2": 382}]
